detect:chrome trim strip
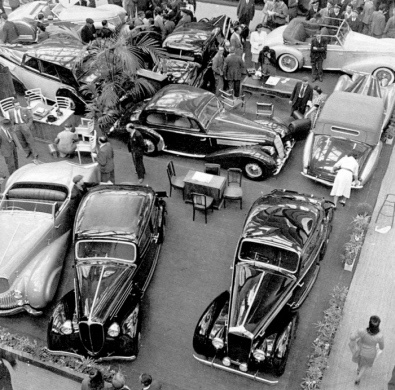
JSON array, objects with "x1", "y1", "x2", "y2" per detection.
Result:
[
  {"x1": 0, "y1": 305, "x2": 42, "y2": 316},
  {"x1": 301, "y1": 172, "x2": 363, "y2": 189},
  {"x1": 45, "y1": 348, "x2": 137, "y2": 362},
  {"x1": 192, "y1": 354, "x2": 278, "y2": 385}
]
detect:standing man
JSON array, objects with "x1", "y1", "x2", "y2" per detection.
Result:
[
  {"x1": 237, "y1": 0, "x2": 255, "y2": 29},
  {"x1": 223, "y1": 46, "x2": 245, "y2": 97},
  {"x1": 229, "y1": 26, "x2": 244, "y2": 57},
  {"x1": 349, "y1": 8, "x2": 363, "y2": 32},
  {"x1": 310, "y1": 33, "x2": 327, "y2": 82},
  {"x1": 8, "y1": 100, "x2": 38, "y2": 159},
  {"x1": 361, "y1": 0, "x2": 374, "y2": 35},
  {"x1": 370, "y1": 4, "x2": 386, "y2": 38},
  {"x1": 0, "y1": 14, "x2": 19, "y2": 44},
  {"x1": 81, "y1": 18, "x2": 96, "y2": 44},
  {"x1": 126, "y1": 124, "x2": 146, "y2": 183},
  {"x1": 384, "y1": 8, "x2": 395, "y2": 37},
  {"x1": 139, "y1": 373, "x2": 162, "y2": 390},
  {"x1": 212, "y1": 46, "x2": 225, "y2": 94},
  {"x1": 0, "y1": 118, "x2": 18, "y2": 178},
  {"x1": 96, "y1": 136, "x2": 115, "y2": 183},
  {"x1": 289, "y1": 76, "x2": 313, "y2": 117}
]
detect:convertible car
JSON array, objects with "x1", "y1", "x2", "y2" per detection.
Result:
[
  {"x1": 193, "y1": 189, "x2": 334, "y2": 383},
  {"x1": 155, "y1": 15, "x2": 232, "y2": 90},
  {"x1": 265, "y1": 18, "x2": 395, "y2": 84},
  {"x1": 125, "y1": 84, "x2": 305, "y2": 181},
  {"x1": 302, "y1": 74, "x2": 395, "y2": 188},
  {"x1": 47, "y1": 185, "x2": 167, "y2": 360},
  {"x1": 0, "y1": 161, "x2": 100, "y2": 316}
]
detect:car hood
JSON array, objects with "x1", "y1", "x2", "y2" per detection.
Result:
[
  {"x1": 344, "y1": 31, "x2": 395, "y2": 52},
  {"x1": 208, "y1": 111, "x2": 281, "y2": 143},
  {"x1": 229, "y1": 263, "x2": 290, "y2": 337},
  {"x1": 265, "y1": 26, "x2": 287, "y2": 47},
  {"x1": 58, "y1": 5, "x2": 123, "y2": 24},
  {"x1": 76, "y1": 261, "x2": 136, "y2": 323},
  {"x1": 0, "y1": 213, "x2": 52, "y2": 285}
]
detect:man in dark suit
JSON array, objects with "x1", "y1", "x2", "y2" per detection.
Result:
[
  {"x1": 310, "y1": 33, "x2": 327, "y2": 82},
  {"x1": 95, "y1": 136, "x2": 115, "y2": 183},
  {"x1": 0, "y1": 118, "x2": 18, "y2": 177},
  {"x1": 0, "y1": 13, "x2": 19, "y2": 44},
  {"x1": 140, "y1": 373, "x2": 162, "y2": 390},
  {"x1": 81, "y1": 18, "x2": 96, "y2": 44},
  {"x1": 237, "y1": 0, "x2": 255, "y2": 28},
  {"x1": 223, "y1": 46, "x2": 245, "y2": 97},
  {"x1": 306, "y1": 0, "x2": 321, "y2": 21},
  {"x1": 348, "y1": 9, "x2": 363, "y2": 32},
  {"x1": 8, "y1": 100, "x2": 38, "y2": 159},
  {"x1": 289, "y1": 76, "x2": 313, "y2": 117},
  {"x1": 127, "y1": 124, "x2": 146, "y2": 183}
]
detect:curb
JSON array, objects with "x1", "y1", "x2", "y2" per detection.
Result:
[{"x1": 0, "y1": 345, "x2": 85, "y2": 384}]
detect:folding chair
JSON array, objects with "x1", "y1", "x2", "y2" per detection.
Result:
[{"x1": 76, "y1": 130, "x2": 97, "y2": 164}]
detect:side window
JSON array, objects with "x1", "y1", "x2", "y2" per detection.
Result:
[
  {"x1": 167, "y1": 114, "x2": 192, "y2": 129},
  {"x1": 140, "y1": 223, "x2": 152, "y2": 254},
  {"x1": 24, "y1": 56, "x2": 40, "y2": 72},
  {"x1": 41, "y1": 60, "x2": 59, "y2": 79},
  {"x1": 56, "y1": 65, "x2": 78, "y2": 88},
  {"x1": 146, "y1": 112, "x2": 166, "y2": 126}
]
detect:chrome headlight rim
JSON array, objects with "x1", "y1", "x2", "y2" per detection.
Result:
[
  {"x1": 212, "y1": 337, "x2": 224, "y2": 350},
  {"x1": 252, "y1": 348, "x2": 266, "y2": 362},
  {"x1": 107, "y1": 322, "x2": 121, "y2": 338},
  {"x1": 60, "y1": 320, "x2": 73, "y2": 335}
]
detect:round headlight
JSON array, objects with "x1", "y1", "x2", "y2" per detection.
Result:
[
  {"x1": 239, "y1": 362, "x2": 248, "y2": 372},
  {"x1": 253, "y1": 349, "x2": 266, "y2": 362},
  {"x1": 108, "y1": 322, "x2": 120, "y2": 337},
  {"x1": 212, "y1": 337, "x2": 224, "y2": 350},
  {"x1": 60, "y1": 320, "x2": 72, "y2": 335},
  {"x1": 222, "y1": 357, "x2": 231, "y2": 367}
]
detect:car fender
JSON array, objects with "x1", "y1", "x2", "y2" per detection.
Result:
[
  {"x1": 359, "y1": 141, "x2": 382, "y2": 186},
  {"x1": 24, "y1": 231, "x2": 71, "y2": 309},
  {"x1": 302, "y1": 131, "x2": 314, "y2": 172},
  {"x1": 342, "y1": 58, "x2": 395, "y2": 75},
  {"x1": 137, "y1": 126, "x2": 165, "y2": 151},
  {"x1": 206, "y1": 146, "x2": 276, "y2": 168},
  {"x1": 193, "y1": 291, "x2": 229, "y2": 357},
  {"x1": 271, "y1": 45, "x2": 304, "y2": 68}
]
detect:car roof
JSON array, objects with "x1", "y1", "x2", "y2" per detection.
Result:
[
  {"x1": 144, "y1": 84, "x2": 214, "y2": 118},
  {"x1": 316, "y1": 91, "x2": 384, "y2": 145},
  {"x1": 74, "y1": 185, "x2": 155, "y2": 242},
  {"x1": 8, "y1": 1, "x2": 48, "y2": 20},
  {"x1": 242, "y1": 190, "x2": 323, "y2": 252}
]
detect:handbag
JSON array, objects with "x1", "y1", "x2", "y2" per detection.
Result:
[{"x1": 349, "y1": 337, "x2": 361, "y2": 363}]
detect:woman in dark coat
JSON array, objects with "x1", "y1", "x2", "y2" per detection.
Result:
[{"x1": 258, "y1": 46, "x2": 277, "y2": 76}]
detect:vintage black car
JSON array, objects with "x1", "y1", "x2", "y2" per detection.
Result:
[
  {"x1": 127, "y1": 84, "x2": 302, "y2": 181},
  {"x1": 193, "y1": 190, "x2": 334, "y2": 383},
  {"x1": 155, "y1": 15, "x2": 231, "y2": 90},
  {"x1": 47, "y1": 184, "x2": 166, "y2": 361}
]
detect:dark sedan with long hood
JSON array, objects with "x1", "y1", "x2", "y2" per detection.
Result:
[
  {"x1": 47, "y1": 185, "x2": 166, "y2": 361},
  {"x1": 193, "y1": 189, "x2": 334, "y2": 383},
  {"x1": 126, "y1": 84, "x2": 304, "y2": 180}
]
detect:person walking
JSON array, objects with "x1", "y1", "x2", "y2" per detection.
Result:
[
  {"x1": 212, "y1": 46, "x2": 225, "y2": 94},
  {"x1": 54, "y1": 124, "x2": 78, "y2": 158},
  {"x1": 8, "y1": 100, "x2": 38, "y2": 159},
  {"x1": 139, "y1": 373, "x2": 162, "y2": 390},
  {"x1": 223, "y1": 46, "x2": 245, "y2": 97},
  {"x1": 96, "y1": 136, "x2": 115, "y2": 183},
  {"x1": 370, "y1": 4, "x2": 386, "y2": 37},
  {"x1": 237, "y1": 0, "x2": 255, "y2": 29},
  {"x1": 250, "y1": 23, "x2": 267, "y2": 69},
  {"x1": 126, "y1": 124, "x2": 146, "y2": 183},
  {"x1": 0, "y1": 118, "x2": 18, "y2": 178},
  {"x1": 349, "y1": 315, "x2": 384, "y2": 385},
  {"x1": 330, "y1": 151, "x2": 359, "y2": 207},
  {"x1": 310, "y1": 33, "x2": 327, "y2": 82},
  {"x1": 289, "y1": 76, "x2": 313, "y2": 117}
]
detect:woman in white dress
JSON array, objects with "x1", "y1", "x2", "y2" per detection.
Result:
[
  {"x1": 250, "y1": 24, "x2": 267, "y2": 69},
  {"x1": 330, "y1": 152, "x2": 359, "y2": 207}
]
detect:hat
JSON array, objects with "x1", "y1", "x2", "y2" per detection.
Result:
[
  {"x1": 302, "y1": 76, "x2": 309, "y2": 82},
  {"x1": 86, "y1": 18, "x2": 94, "y2": 24},
  {"x1": 73, "y1": 175, "x2": 83, "y2": 184}
]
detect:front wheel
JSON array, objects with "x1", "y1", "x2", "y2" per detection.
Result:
[
  {"x1": 372, "y1": 67, "x2": 395, "y2": 85},
  {"x1": 243, "y1": 160, "x2": 272, "y2": 181},
  {"x1": 142, "y1": 136, "x2": 158, "y2": 156},
  {"x1": 278, "y1": 53, "x2": 299, "y2": 73}
]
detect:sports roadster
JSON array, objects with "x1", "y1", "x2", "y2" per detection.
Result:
[
  {"x1": 193, "y1": 189, "x2": 334, "y2": 383},
  {"x1": 265, "y1": 18, "x2": 395, "y2": 84},
  {"x1": 0, "y1": 161, "x2": 100, "y2": 316},
  {"x1": 125, "y1": 84, "x2": 304, "y2": 181},
  {"x1": 47, "y1": 185, "x2": 167, "y2": 360}
]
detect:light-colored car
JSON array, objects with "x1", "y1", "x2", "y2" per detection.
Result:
[
  {"x1": 0, "y1": 161, "x2": 100, "y2": 316},
  {"x1": 265, "y1": 18, "x2": 395, "y2": 84}
]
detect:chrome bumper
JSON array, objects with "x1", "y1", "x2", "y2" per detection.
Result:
[
  {"x1": 0, "y1": 305, "x2": 42, "y2": 316},
  {"x1": 45, "y1": 348, "x2": 137, "y2": 362},
  {"x1": 301, "y1": 172, "x2": 363, "y2": 189},
  {"x1": 192, "y1": 354, "x2": 279, "y2": 385}
]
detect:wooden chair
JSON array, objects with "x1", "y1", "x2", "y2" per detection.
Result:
[
  {"x1": 204, "y1": 163, "x2": 221, "y2": 176},
  {"x1": 192, "y1": 192, "x2": 214, "y2": 224},
  {"x1": 54, "y1": 96, "x2": 74, "y2": 110},
  {"x1": 0, "y1": 97, "x2": 15, "y2": 117},
  {"x1": 76, "y1": 130, "x2": 97, "y2": 164},
  {"x1": 256, "y1": 102, "x2": 274, "y2": 119},
  {"x1": 167, "y1": 161, "x2": 185, "y2": 199},
  {"x1": 223, "y1": 168, "x2": 243, "y2": 209},
  {"x1": 25, "y1": 88, "x2": 47, "y2": 108}
]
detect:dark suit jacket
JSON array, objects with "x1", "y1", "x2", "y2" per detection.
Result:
[
  {"x1": 127, "y1": 129, "x2": 145, "y2": 157},
  {"x1": 0, "y1": 126, "x2": 16, "y2": 158},
  {"x1": 290, "y1": 82, "x2": 313, "y2": 108},
  {"x1": 223, "y1": 53, "x2": 245, "y2": 81},
  {"x1": 348, "y1": 17, "x2": 363, "y2": 32},
  {"x1": 237, "y1": 0, "x2": 255, "y2": 25},
  {"x1": 8, "y1": 107, "x2": 33, "y2": 127},
  {"x1": 97, "y1": 142, "x2": 114, "y2": 174},
  {"x1": 81, "y1": 24, "x2": 96, "y2": 44},
  {"x1": 310, "y1": 37, "x2": 327, "y2": 60},
  {"x1": 229, "y1": 32, "x2": 243, "y2": 57}
]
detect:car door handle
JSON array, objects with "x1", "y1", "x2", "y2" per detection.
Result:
[
  {"x1": 55, "y1": 224, "x2": 62, "y2": 229},
  {"x1": 297, "y1": 281, "x2": 304, "y2": 288}
]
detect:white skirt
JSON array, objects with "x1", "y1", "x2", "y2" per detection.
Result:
[{"x1": 330, "y1": 169, "x2": 353, "y2": 198}]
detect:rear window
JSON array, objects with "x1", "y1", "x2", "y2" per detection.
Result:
[{"x1": 76, "y1": 240, "x2": 136, "y2": 262}]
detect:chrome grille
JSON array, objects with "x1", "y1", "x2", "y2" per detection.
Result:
[
  {"x1": 0, "y1": 292, "x2": 18, "y2": 309},
  {"x1": 79, "y1": 321, "x2": 105, "y2": 355},
  {"x1": 227, "y1": 333, "x2": 252, "y2": 363}
]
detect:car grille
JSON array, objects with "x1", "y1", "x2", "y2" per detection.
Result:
[
  {"x1": 227, "y1": 333, "x2": 252, "y2": 363},
  {"x1": 79, "y1": 321, "x2": 105, "y2": 355},
  {"x1": 0, "y1": 292, "x2": 18, "y2": 309}
]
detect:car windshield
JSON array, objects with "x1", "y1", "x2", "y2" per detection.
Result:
[
  {"x1": 0, "y1": 199, "x2": 56, "y2": 215},
  {"x1": 239, "y1": 241, "x2": 299, "y2": 273},
  {"x1": 76, "y1": 240, "x2": 136, "y2": 262},
  {"x1": 312, "y1": 135, "x2": 371, "y2": 171},
  {"x1": 197, "y1": 96, "x2": 222, "y2": 128}
]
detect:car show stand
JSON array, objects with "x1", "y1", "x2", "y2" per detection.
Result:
[
  {"x1": 241, "y1": 75, "x2": 299, "y2": 99},
  {"x1": 31, "y1": 102, "x2": 75, "y2": 143}
]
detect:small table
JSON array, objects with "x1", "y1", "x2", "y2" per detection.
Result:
[
  {"x1": 183, "y1": 170, "x2": 226, "y2": 210},
  {"x1": 241, "y1": 75, "x2": 299, "y2": 99},
  {"x1": 31, "y1": 102, "x2": 75, "y2": 143}
]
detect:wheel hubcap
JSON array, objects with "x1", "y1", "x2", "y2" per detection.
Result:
[
  {"x1": 245, "y1": 163, "x2": 263, "y2": 178},
  {"x1": 374, "y1": 69, "x2": 394, "y2": 84},
  {"x1": 282, "y1": 56, "x2": 296, "y2": 71}
]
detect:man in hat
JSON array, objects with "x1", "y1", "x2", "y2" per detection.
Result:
[
  {"x1": 8, "y1": 99, "x2": 38, "y2": 159},
  {"x1": 310, "y1": 32, "x2": 327, "y2": 82},
  {"x1": 81, "y1": 18, "x2": 96, "y2": 44},
  {"x1": 95, "y1": 136, "x2": 115, "y2": 183},
  {"x1": 223, "y1": 46, "x2": 246, "y2": 97},
  {"x1": 289, "y1": 76, "x2": 313, "y2": 117},
  {"x1": 54, "y1": 124, "x2": 78, "y2": 158},
  {"x1": 329, "y1": 3, "x2": 343, "y2": 26},
  {"x1": 0, "y1": 118, "x2": 18, "y2": 178},
  {"x1": 126, "y1": 124, "x2": 146, "y2": 183},
  {"x1": 139, "y1": 373, "x2": 162, "y2": 390},
  {"x1": 212, "y1": 46, "x2": 225, "y2": 95},
  {"x1": 306, "y1": 0, "x2": 321, "y2": 21}
]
